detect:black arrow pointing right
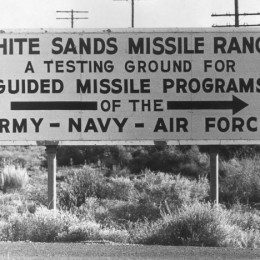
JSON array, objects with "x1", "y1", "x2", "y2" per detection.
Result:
[{"x1": 167, "y1": 95, "x2": 248, "y2": 115}]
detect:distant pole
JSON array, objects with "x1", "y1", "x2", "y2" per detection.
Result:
[
  {"x1": 114, "y1": 0, "x2": 136, "y2": 28},
  {"x1": 210, "y1": 146, "x2": 219, "y2": 205},
  {"x1": 131, "y1": 0, "x2": 134, "y2": 28},
  {"x1": 71, "y1": 9, "x2": 74, "y2": 28},
  {"x1": 235, "y1": 0, "x2": 239, "y2": 27}
]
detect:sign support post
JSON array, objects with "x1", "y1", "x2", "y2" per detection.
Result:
[
  {"x1": 210, "y1": 146, "x2": 219, "y2": 204},
  {"x1": 46, "y1": 145, "x2": 58, "y2": 210}
]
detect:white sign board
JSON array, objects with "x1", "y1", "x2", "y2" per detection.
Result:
[{"x1": 0, "y1": 28, "x2": 260, "y2": 145}]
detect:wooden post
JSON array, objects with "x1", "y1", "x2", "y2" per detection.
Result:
[
  {"x1": 46, "y1": 145, "x2": 58, "y2": 210},
  {"x1": 210, "y1": 146, "x2": 219, "y2": 204}
]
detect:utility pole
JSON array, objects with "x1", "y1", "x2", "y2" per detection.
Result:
[
  {"x1": 212, "y1": 0, "x2": 260, "y2": 27},
  {"x1": 56, "y1": 10, "x2": 89, "y2": 28},
  {"x1": 114, "y1": 0, "x2": 135, "y2": 28},
  {"x1": 131, "y1": 0, "x2": 134, "y2": 28},
  {"x1": 235, "y1": 0, "x2": 239, "y2": 27}
]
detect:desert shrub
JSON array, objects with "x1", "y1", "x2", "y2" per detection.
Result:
[
  {"x1": 0, "y1": 192, "x2": 21, "y2": 205},
  {"x1": 56, "y1": 221, "x2": 129, "y2": 243},
  {"x1": 57, "y1": 146, "x2": 132, "y2": 171},
  {"x1": 104, "y1": 177, "x2": 135, "y2": 201},
  {"x1": 1, "y1": 206, "x2": 79, "y2": 242},
  {"x1": 70, "y1": 197, "x2": 101, "y2": 221},
  {"x1": 0, "y1": 220, "x2": 9, "y2": 241},
  {"x1": 98, "y1": 228, "x2": 129, "y2": 243},
  {"x1": 132, "y1": 171, "x2": 209, "y2": 210},
  {"x1": 238, "y1": 229, "x2": 260, "y2": 248},
  {"x1": 0, "y1": 193, "x2": 35, "y2": 219},
  {"x1": 24, "y1": 184, "x2": 48, "y2": 207},
  {"x1": 95, "y1": 199, "x2": 161, "y2": 226},
  {"x1": 202, "y1": 145, "x2": 260, "y2": 161},
  {"x1": 0, "y1": 204, "x2": 129, "y2": 243},
  {"x1": 58, "y1": 167, "x2": 136, "y2": 209},
  {"x1": 0, "y1": 196, "x2": 36, "y2": 218},
  {"x1": 57, "y1": 146, "x2": 87, "y2": 166},
  {"x1": 222, "y1": 204, "x2": 260, "y2": 248},
  {"x1": 228, "y1": 204, "x2": 260, "y2": 231},
  {"x1": 57, "y1": 145, "x2": 209, "y2": 178},
  {"x1": 165, "y1": 202, "x2": 236, "y2": 247},
  {"x1": 128, "y1": 218, "x2": 167, "y2": 245},
  {"x1": 58, "y1": 167, "x2": 106, "y2": 209},
  {"x1": 22, "y1": 169, "x2": 48, "y2": 206},
  {"x1": 0, "y1": 204, "x2": 17, "y2": 219},
  {"x1": 56, "y1": 221, "x2": 101, "y2": 242},
  {"x1": 129, "y1": 202, "x2": 241, "y2": 247},
  {"x1": 128, "y1": 146, "x2": 208, "y2": 177},
  {"x1": 0, "y1": 146, "x2": 46, "y2": 170},
  {"x1": 108, "y1": 165, "x2": 131, "y2": 178},
  {"x1": 0, "y1": 165, "x2": 29, "y2": 193},
  {"x1": 70, "y1": 197, "x2": 161, "y2": 227},
  {"x1": 220, "y1": 157, "x2": 260, "y2": 205},
  {"x1": 75, "y1": 171, "x2": 208, "y2": 225},
  {"x1": 58, "y1": 168, "x2": 209, "y2": 225}
]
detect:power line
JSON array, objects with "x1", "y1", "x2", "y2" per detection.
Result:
[
  {"x1": 212, "y1": 0, "x2": 260, "y2": 28},
  {"x1": 56, "y1": 10, "x2": 89, "y2": 28}
]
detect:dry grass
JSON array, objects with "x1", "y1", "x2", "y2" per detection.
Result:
[{"x1": 1, "y1": 165, "x2": 29, "y2": 193}]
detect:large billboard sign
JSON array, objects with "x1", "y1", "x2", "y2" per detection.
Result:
[{"x1": 0, "y1": 28, "x2": 260, "y2": 145}]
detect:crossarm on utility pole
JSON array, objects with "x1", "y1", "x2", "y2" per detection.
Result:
[{"x1": 212, "y1": 0, "x2": 260, "y2": 27}]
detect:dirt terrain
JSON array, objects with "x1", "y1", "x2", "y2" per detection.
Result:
[{"x1": 1, "y1": 242, "x2": 260, "y2": 259}]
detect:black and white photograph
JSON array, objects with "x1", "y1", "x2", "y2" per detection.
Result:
[{"x1": 1, "y1": 1, "x2": 260, "y2": 259}]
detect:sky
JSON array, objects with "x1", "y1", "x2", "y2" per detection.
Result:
[{"x1": 0, "y1": 0, "x2": 259, "y2": 29}]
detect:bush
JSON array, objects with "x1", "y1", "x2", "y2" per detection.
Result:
[
  {"x1": 220, "y1": 157, "x2": 260, "y2": 205},
  {"x1": 56, "y1": 221, "x2": 102, "y2": 242},
  {"x1": 238, "y1": 229, "x2": 260, "y2": 248},
  {"x1": 58, "y1": 168, "x2": 209, "y2": 225},
  {"x1": 98, "y1": 228, "x2": 129, "y2": 243},
  {"x1": 106, "y1": 177, "x2": 135, "y2": 201},
  {"x1": 58, "y1": 166, "x2": 108, "y2": 209},
  {"x1": 0, "y1": 146, "x2": 46, "y2": 170},
  {"x1": 0, "y1": 205, "x2": 129, "y2": 243},
  {"x1": 0, "y1": 165, "x2": 29, "y2": 193},
  {"x1": 95, "y1": 199, "x2": 161, "y2": 226},
  {"x1": 132, "y1": 171, "x2": 209, "y2": 209},
  {"x1": 0, "y1": 197, "x2": 36, "y2": 218},
  {"x1": 1, "y1": 207, "x2": 79, "y2": 242},
  {"x1": 128, "y1": 146, "x2": 209, "y2": 177},
  {"x1": 129, "y1": 202, "x2": 243, "y2": 247},
  {"x1": 56, "y1": 145, "x2": 209, "y2": 178},
  {"x1": 56, "y1": 221, "x2": 129, "y2": 243},
  {"x1": 23, "y1": 169, "x2": 48, "y2": 206},
  {"x1": 0, "y1": 220, "x2": 9, "y2": 241},
  {"x1": 57, "y1": 146, "x2": 87, "y2": 166},
  {"x1": 0, "y1": 204, "x2": 17, "y2": 219},
  {"x1": 229, "y1": 204, "x2": 260, "y2": 231},
  {"x1": 164, "y1": 203, "x2": 235, "y2": 247},
  {"x1": 0, "y1": 193, "x2": 29, "y2": 219},
  {"x1": 58, "y1": 167, "x2": 209, "y2": 227}
]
